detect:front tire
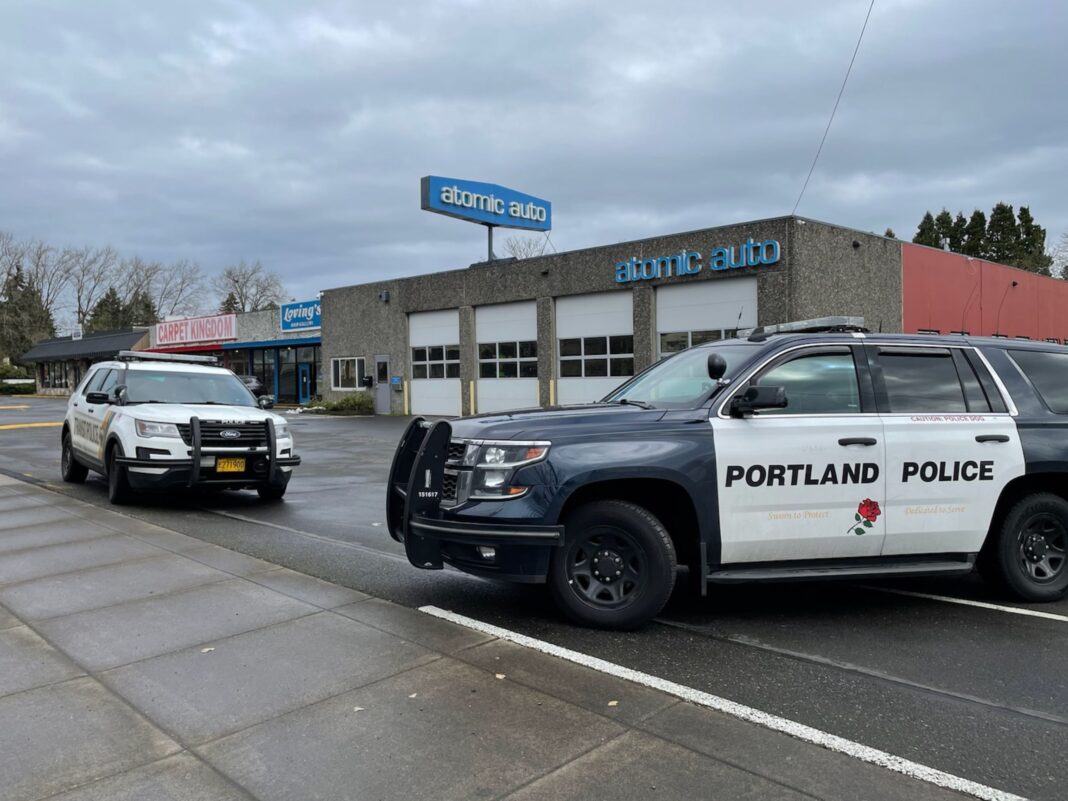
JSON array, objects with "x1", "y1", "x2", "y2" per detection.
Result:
[
  {"x1": 60, "y1": 432, "x2": 88, "y2": 484},
  {"x1": 548, "y1": 500, "x2": 676, "y2": 630},
  {"x1": 106, "y1": 443, "x2": 134, "y2": 505},
  {"x1": 991, "y1": 493, "x2": 1068, "y2": 601},
  {"x1": 257, "y1": 484, "x2": 287, "y2": 501}
]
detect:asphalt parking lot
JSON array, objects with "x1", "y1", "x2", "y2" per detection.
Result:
[{"x1": 2, "y1": 397, "x2": 1066, "y2": 800}]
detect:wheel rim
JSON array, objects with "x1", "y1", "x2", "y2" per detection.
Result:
[
  {"x1": 1017, "y1": 513, "x2": 1068, "y2": 584},
  {"x1": 62, "y1": 438, "x2": 71, "y2": 474},
  {"x1": 565, "y1": 527, "x2": 647, "y2": 609}
]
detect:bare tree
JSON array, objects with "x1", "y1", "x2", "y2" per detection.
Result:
[
  {"x1": 23, "y1": 240, "x2": 72, "y2": 321},
  {"x1": 0, "y1": 231, "x2": 24, "y2": 285},
  {"x1": 114, "y1": 256, "x2": 160, "y2": 307},
  {"x1": 153, "y1": 259, "x2": 204, "y2": 317},
  {"x1": 1054, "y1": 232, "x2": 1068, "y2": 280},
  {"x1": 503, "y1": 235, "x2": 547, "y2": 260},
  {"x1": 67, "y1": 245, "x2": 118, "y2": 325},
  {"x1": 210, "y1": 259, "x2": 286, "y2": 312}
]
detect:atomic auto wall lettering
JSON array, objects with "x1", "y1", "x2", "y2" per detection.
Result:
[{"x1": 615, "y1": 239, "x2": 780, "y2": 284}]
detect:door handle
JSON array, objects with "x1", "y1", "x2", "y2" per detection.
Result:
[
  {"x1": 975, "y1": 434, "x2": 1010, "y2": 443},
  {"x1": 838, "y1": 437, "x2": 877, "y2": 446}
]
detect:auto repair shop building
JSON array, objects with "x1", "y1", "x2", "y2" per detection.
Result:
[{"x1": 321, "y1": 214, "x2": 1068, "y2": 417}]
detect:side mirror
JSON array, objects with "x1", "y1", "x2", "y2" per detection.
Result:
[
  {"x1": 85, "y1": 391, "x2": 110, "y2": 405},
  {"x1": 258, "y1": 395, "x2": 275, "y2": 409},
  {"x1": 707, "y1": 352, "x2": 727, "y2": 380},
  {"x1": 729, "y1": 385, "x2": 788, "y2": 417}
]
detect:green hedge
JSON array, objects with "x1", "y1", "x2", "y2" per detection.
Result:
[
  {"x1": 318, "y1": 392, "x2": 374, "y2": 415},
  {"x1": 0, "y1": 384, "x2": 35, "y2": 395}
]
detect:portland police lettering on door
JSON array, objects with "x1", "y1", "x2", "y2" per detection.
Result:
[{"x1": 726, "y1": 462, "x2": 879, "y2": 487}]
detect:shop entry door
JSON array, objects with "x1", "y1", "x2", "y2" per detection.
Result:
[
  {"x1": 374, "y1": 356, "x2": 390, "y2": 414},
  {"x1": 297, "y1": 364, "x2": 311, "y2": 404}
]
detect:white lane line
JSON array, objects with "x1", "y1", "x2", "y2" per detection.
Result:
[
  {"x1": 859, "y1": 585, "x2": 1068, "y2": 623},
  {"x1": 420, "y1": 605, "x2": 1027, "y2": 801}
]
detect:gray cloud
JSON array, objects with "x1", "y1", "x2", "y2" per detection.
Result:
[{"x1": 1, "y1": 0, "x2": 1065, "y2": 305}]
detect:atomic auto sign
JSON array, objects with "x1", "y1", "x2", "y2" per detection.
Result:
[{"x1": 420, "y1": 176, "x2": 551, "y2": 231}]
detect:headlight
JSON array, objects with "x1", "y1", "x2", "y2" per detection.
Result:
[
  {"x1": 469, "y1": 441, "x2": 550, "y2": 499},
  {"x1": 135, "y1": 419, "x2": 181, "y2": 438},
  {"x1": 275, "y1": 423, "x2": 290, "y2": 439}
]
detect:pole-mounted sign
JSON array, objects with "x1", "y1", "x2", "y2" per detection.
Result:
[{"x1": 420, "y1": 176, "x2": 551, "y2": 261}]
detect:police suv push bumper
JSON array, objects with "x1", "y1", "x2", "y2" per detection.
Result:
[
  {"x1": 114, "y1": 417, "x2": 301, "y2": 489},
  {"x1": 387, "y1": 419, "x2": 563, "y2": 580}
]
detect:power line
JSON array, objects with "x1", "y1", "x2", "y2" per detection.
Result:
[{"x1": 791, "y1": 0, "x2": 876, "y2": 216}]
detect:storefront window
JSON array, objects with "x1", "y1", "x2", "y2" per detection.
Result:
[
  {"x1": 331, "y1": 357, "x2": 365, "y2": 390},
  {"x1": 226, "y1": 349, "x2": 250, "y2": 374},
  {"x1": 254, "y1": 349, "x2": 277, "y2": 397},
  {"x1": 559, "y1": 336, "x2": 633, "y2": 378}
]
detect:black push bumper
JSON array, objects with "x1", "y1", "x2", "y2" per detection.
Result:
[
  {"x1": 386, "y1": 419, "x2": 563, "y2": 581},
  {"x1": 114, "y1": 416, "x2": 300, "y2": 489}
]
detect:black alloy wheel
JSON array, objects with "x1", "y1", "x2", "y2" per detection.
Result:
[
  {"x1": 993, "y1": 493, "x2": 1068, "y2": 601},
  {"x1": 549, "y1": 500, "x2": 676, "y2": 630},
  {"x1": 106, "y1": 443, "x2": 133, "y2": 505}
]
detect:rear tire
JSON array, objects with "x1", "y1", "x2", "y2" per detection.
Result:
[
  {"x1": 106, "y1": 443, "x2": 134, "y2": 505},
  {"x1": 991, "y1": 493, "x2": 1068, "y2": 601},
  {"x1": 548, "y1": 500, "x2": 676, "y2": 630},
  {"x1": 257, "y1": 484, "x2": 287, "y2": 501},
  {"x1": 60, "y1": 432, "x2": 88, "y2": 484}
]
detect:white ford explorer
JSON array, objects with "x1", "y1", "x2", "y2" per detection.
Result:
[{"x1": 60, "y1": 351, "x2": 300, "y2": 504}]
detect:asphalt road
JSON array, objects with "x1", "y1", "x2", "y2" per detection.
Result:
[{"x1": 2, "y1": 397, "x2": 1066, "y2": 800}]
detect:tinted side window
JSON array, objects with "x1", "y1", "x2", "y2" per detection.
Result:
[
  {"x1": 1008, "y1": 349, "x2": 1068, "y2": 413},
  {"x1": 755, "y1": 350, "x2": 860, "y2": 415},
  {"x1": 83, "y1": 369, "x2": 110, "y2": 395},
  {"x1": 98, "y1": 369, "x2": 121, "y2": 396},
  {"x1": 876, "y1": 348, "x2": 967, "y2": 413}
]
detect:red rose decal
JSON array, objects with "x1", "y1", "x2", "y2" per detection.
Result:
[
  {"x1": 846, "y1": 499, "x2": 881, "y2": 535},
  {"x1": 858, "y1": 499, "x2": 881, "y2": 523}
]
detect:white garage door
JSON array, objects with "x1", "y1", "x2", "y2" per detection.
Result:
[
  {"x1": 656, "y1": 277, "x2": 757, "y2": 355},
  {"x1": 556, "y1": 292, "x2": 634, "y2": 405},
  {"x1": 409, "y1": 309, "x2": 461, "y2": 416},
  {"x1": 476, "y1": 301, "x2": 539, "y2": 414}
]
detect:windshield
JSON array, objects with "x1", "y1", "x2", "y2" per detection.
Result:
[
  {"x1": 123, "y1": 369, "x2": 258, "y2": 406},
  {"x1": 602, "y1": 344, "x2": 758, "y2": 409}
]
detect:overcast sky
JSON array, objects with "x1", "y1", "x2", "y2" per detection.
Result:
[{"x1": 1, "y1": 0, "x2": 1065, "y2": 304}]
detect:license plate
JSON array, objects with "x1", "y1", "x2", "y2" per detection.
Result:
[{"x1": 216, "y1": 458, "x2": 245, "y2": 473}]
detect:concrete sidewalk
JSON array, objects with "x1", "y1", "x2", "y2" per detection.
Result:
[{"x1": 0, "y1": 474, "x2": 971, "y2": 801}]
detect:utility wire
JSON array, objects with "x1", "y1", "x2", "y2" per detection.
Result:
[{"x1": 791, "y1": 0, "x2": 876, "y2": 215}]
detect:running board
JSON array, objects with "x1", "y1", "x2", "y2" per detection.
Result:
[{"x1": 706, "y1": 558, "x2": 975, "y2": 584}]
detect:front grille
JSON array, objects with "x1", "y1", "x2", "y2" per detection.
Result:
[
  {"x1": 441, "y1": 470, "x2": 458, "y2": 501},
  {"x1": 176, "y1": 421, "x2": 268, "y2": 448},
  {"x1": 447, "y1": 441, "x2": 466, "y2": 463}
]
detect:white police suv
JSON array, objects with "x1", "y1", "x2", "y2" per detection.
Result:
[{"x1": 61, "y1": 351, "x2": 300, "y2": 504}]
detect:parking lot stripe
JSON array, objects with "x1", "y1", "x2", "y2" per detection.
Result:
[
  {"x1": 859, "y1": 585, "x2": 1068, "y2": 623},
  {"x1": 0, "y1": 422, "x2": 63, "y2": 430},
  {"x1": 421, "y1": 605, "x2": 1027, "y2": 801}
]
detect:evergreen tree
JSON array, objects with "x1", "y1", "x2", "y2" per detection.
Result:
[
  {"x1": 962, "y1": 210, "x2": 987, "y2": 257},
  {"x1": 1015, "y1": 206, "x2": 1053, "y2": 276},
  {"x1": 986, "y1": 202, "x2": 1020, "y2": 264},
  {"x1": 0, "y1": 267, "x2": 55, "y2": 362},
  {"x1": 933, "y1": 209, "x2": 954, "y2": 249},
  {"x1": 86, "y1": 287, "x2": 126, "y2": 332},
  {"x1": 219, "y1": 292, "x2": 240, "y2": 313},
  {"x1": 125, "y1": 289, "x2": 159, "y2": 326},
  {"x1": 912, "y1": 212, "x2": 940, "y2": 247},
  {"x1": 950, "y1": 212, "x2": 968, "y2": 253},
  {"x1": 883, "y1": 228, "x2": 896, "y2": 239}
]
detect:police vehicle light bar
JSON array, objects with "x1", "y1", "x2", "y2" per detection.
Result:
[
  {"x1": 741, "y1": 316, "x2": 868, "y2": 340},
  {"x1": 116, "y1": 351, "x2": 219, "y2": 365}
]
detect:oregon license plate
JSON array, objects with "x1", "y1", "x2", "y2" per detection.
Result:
[{"x1": 216, "y1": 458, "x2": 245, "y2": 473}]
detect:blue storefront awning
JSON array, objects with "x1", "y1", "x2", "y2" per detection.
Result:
[{"x1": 221, "y1": 336, "x2": 321, "y2": 350}]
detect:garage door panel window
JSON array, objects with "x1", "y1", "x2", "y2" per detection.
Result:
[
  {"x1": 479, "y1": 340, "x2": 537, "y2": 379},
  {"x1": 412, "y1": 345, "x2": 460, "y2": 380},
  {"x1": 559, "y1": 336, "x2": 634, "y2": 379},
  {"x1": 331, "y1": 357, "x2": 366, "y2": 391},
  {"x1": 660, "y1": 329, "x2": 737, "y2": 356},
  {"x1": 755, "y1": 351, "x2": 860, "y2": 416}
]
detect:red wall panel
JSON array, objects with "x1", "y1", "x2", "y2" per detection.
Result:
[{"x1": 902, "y1": 244, "x2": 1068, "y2": 342}]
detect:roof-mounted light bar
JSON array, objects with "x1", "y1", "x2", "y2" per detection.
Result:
[
  {"x1": 741, "y1": 316, "x2": 868, "y2": 341},
  {"x1": 117, "y1": 350, "x2": 219, "y2": 365}
]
